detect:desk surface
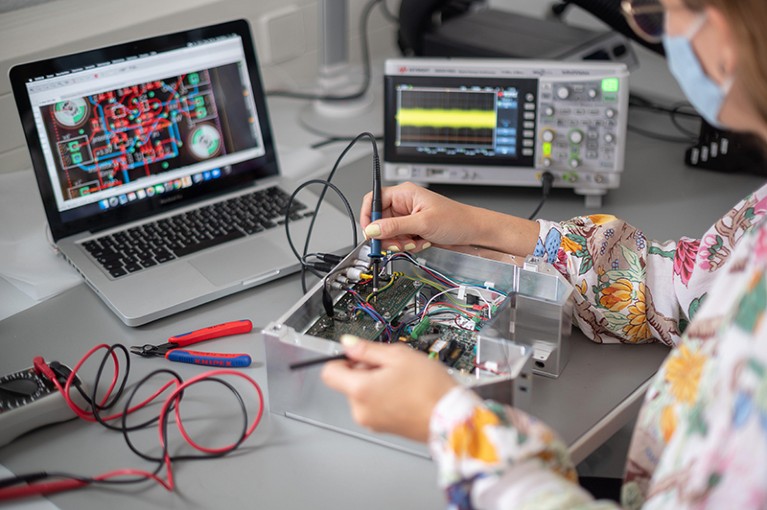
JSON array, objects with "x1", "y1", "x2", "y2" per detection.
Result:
[{"x1": 1, "y1": 96, "x2": 764, "y2": 509}]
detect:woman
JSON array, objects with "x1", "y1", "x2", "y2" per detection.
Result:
[{"x1": 322, "y1": 0, "x2": 767, "y2": 508}]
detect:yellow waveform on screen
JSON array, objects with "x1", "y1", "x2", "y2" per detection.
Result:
[{"x1": 397, "y1": 108, "x2": 496, "y2": 129}]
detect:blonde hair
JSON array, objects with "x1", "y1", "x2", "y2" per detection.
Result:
[{"x1": 684, "y1": 0, "x2": 767, "y2": 129}]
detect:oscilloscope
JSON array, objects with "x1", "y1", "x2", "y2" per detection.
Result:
[{"x1": 383, "y1": 59, "x2": 630, "y2": 207}]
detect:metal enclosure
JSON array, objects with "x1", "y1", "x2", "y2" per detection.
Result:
[{"x1": 264, "y1": 245, "x2": 573, "y2": 456}]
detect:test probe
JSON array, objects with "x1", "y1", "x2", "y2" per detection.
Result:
[{"x1": 367, "y1": 133, "x2": 383, "y2": 291}]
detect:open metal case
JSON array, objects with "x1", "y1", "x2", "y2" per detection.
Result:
[{"x1": 263, "y1": 244, "x2": 573, "y2": 456}]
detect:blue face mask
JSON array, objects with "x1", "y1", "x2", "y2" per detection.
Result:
[{"x1": 663, "y1": 14, "x2": 733, "y2": 128}]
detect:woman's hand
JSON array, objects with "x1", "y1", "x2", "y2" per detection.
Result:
[
  {"x1": 360, "y1": 182, "x2": 481, "y2": 252},
  {"x1": 321, "y1": 335, "x2": 458, "y2": 442},
  {"x1": 360, "y1": 182, "x2": 540, "y2": 257}
]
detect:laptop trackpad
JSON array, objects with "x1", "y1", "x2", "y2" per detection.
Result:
[{"x1": 190, "y1": 239, "x2": 288, "y2": 287}]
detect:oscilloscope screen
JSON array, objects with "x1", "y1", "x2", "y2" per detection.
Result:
[{"x1": 384, "y1": 76, "x2": 537, "y2": 168}]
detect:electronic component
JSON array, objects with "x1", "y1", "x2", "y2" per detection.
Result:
[
  {"x1": 306, "y1": 276, "x2": 422, "y2": 341},
  {"x1": 384, "y1": 58, "x2": 630, "y2": 207},
  {"x1": 264, "y1": 244, "x2": 573, "y2": 456},
  {"x1": 0, "y1": 363, "x2": 81, "y2": 447}
]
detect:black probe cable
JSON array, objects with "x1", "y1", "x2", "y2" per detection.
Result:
[
  {"x1": 528, "y1": 171, "x2": 555, "y2": 220},
  {"x1": 284, "y1": 132, "x2": 379, "y2": 293},
  {"x1": 285, "y1": 179, "x2": 357, "y2": 293}
]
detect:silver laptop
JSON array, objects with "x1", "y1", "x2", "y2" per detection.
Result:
[{"x1": 9, "y1": 19, "x2": 351, "y2": 326}]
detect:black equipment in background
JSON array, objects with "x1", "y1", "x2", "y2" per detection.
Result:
[
  {"x1": 397, "y1": 0, "x2": 663, "y2": 61},
  {"x1": 685, "y1": 121, "x2": 767, "y2": 176},
  {"x1": 549, "y1": 0, "x2": 664, "y2": 55},
  {"x1": 396, "y1": 0, "x2": 478, "y2": 56}
]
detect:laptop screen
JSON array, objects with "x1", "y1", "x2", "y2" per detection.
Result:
[{"x1": 11, "y1": 20, "x2": 279, "y2": 241}]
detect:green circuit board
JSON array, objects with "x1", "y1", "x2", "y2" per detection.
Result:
[
  {"x1": 305, "y1": 274, "x2": 491, "y2": 374},
  {"x1": 305, "y1": 275, "x2": 422, "y2": 341}
]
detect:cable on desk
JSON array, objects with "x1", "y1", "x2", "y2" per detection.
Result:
[
  {"x1": 0, "y1": 345, "x2": 264, "y2": 502},
  {"x1": 528, "y1": 171, "x2": 554, "y2": 220},
  {"x1": 627, "y1": 124, "x2": 695, "y2": 144},
  {"x1": 266, "y1": 0, "x2": 382, "y2": 102},
  {"x1": 627, "y1": 92, "x2": 700, "y2": 144}
]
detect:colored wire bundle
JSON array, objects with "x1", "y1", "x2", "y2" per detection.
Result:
[
  {"x1": 323, "y1": 251, "x2": 508, "y2": 343},
  {"x1": 0, "y1": 344, "x2": 264, "y2": 502}
]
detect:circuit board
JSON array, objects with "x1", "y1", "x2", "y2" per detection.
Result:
[
  {"x1": 305, "y1": 276, "x2": 423, "y2": 341},
  {"x1": 305, "y1": 274, "x2": 491, "y2": 374}
]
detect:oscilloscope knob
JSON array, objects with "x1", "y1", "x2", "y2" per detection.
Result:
[
  {"x1": 542, "y1": 129, "x2": 555, "y2": 143},
  {"x1": 542, "y1": 158, "x2": 552, "y2": 168},
  {"x1": 569, "y1": 158, "x2": 581, "y2": 169},
  {"x1": 568, "y1": 130, "x2": 584, "y2": 145},
  {"x1": 604, "y1": 133, "x2": 615, "y2": 144},
  {"x1": 556, "y1": 87, "x2": 570, "y2": 100},
  {"x1": 605, "y1": 108, "x2": 616, "y2": 119}
]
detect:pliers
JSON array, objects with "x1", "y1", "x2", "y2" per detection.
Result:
[{"x1": 130, "y1": 319, "x2": 253, "y2": 368}]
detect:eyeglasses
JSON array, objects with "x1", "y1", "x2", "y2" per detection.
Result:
[{"x1": 621, "y1": 0, "x2": 665, "y2": 44}]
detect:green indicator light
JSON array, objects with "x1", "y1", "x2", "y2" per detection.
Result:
[{"x1": 602, "y1": 78, "x2": 619, "y2": 93}]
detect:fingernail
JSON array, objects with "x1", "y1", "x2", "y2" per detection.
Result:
[
  {"x1": 340, "y1": 334, "x2": 361, "y2": 347},
  {"x1": 404, "y1": 242, "x2": 416, "y2": 251},
  {"x1": 422, "y1": 242, "x2": 432, "y2": 250},
  {"x1": 387, "y1": 245, "x2": 400, "y2": 252},
  {"x1": 364, "y1": 224, "x2": 381, "y2": 238}
]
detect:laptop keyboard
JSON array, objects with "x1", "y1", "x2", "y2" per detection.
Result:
[{"x1": 82, "y1": 186, "x2": 310, "y2": 278}]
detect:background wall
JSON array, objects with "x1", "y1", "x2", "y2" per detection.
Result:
[
  {"x1": 0, "y1": 0, "x2": 400, "y2": 175},
  {"x1": 0, "y1": 0, "x2": 680, "y2": 175}
]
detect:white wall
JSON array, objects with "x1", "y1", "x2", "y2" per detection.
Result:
[{"x1": 0, "y1": 0, "x2": 400, "y2": 174}]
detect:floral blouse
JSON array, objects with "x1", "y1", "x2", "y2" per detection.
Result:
[{"x1": 429, "y1": 183, "x2": 767, "y2": 509}]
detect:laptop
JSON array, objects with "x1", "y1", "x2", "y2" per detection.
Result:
[{"x1": 9, "y1": 19, "x2": 352, "y2": 327}]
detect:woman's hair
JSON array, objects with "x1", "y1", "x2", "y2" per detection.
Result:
[{"x1": 684, "y1": 0, "x2": 767, "y2": 128}]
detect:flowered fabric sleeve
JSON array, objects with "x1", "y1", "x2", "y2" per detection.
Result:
[
  {"x1": 429, "y1": 386, "x2": 619, "y2": 510},
  {"x1": 533, "y1": 185, "x2": 767, "y2": 346}
]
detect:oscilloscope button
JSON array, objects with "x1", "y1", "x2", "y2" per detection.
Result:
[
  {"x1": 542, "y1": 130, "x2": 555, "y2": 142},
  {"x1": 588, "y1": 88, "x2": 598, "y2": 99},
  {"x1": 543, "y1": 106, "x2": 555, "y2": 117},
  {"x1": 604, "y1": 133, "x2": 615, "y2": 144},
  {"x1": 569, "y1": 158, "x2": 581, "y2": 168},
  {"x1": 542, "y1": 158, "x2": 552, "y2": 168},
  {"x1": 605, "y1": 108, "x2": 616, "y2": 119},
  {"x1": 556, "y1": 87, "x2": 570, "y2": 100}
]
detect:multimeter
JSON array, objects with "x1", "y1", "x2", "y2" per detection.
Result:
[{"x1": 0, "y1": 363, "x2": 83, "y2": 448}]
